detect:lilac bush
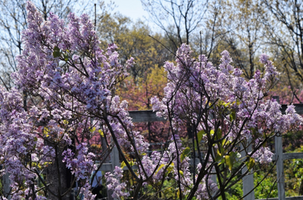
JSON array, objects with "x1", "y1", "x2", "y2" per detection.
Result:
[
  {"x1": 0, "y1": 1, "x2": 139, "y2": 199},
  {"x1": 151, "y1": 45, "x2": 302, "y2": 199},
  {"x1": 0, "y1": 1, "x2": 302, "y2": 200}
]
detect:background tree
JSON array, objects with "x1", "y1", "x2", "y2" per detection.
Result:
[
  {"x1": 118, "y1": 65, "x2": 167, "y2": 110},
  {"x1": 141, "y1": 0, "x2": 235, "y2": 63},
  {"x1": 97, "y1": 11, "x2": 131, "y2": 49},
  {"x1": 116, "y1": 21, "x2": 170, "y2": 83},
  {"x1": 261, "y1": 0, "x2": 303, "y2": 101},
  {"x1": 212, "y1": 0, "x2": 265, "y2": 79},
  {"x1": 97, "y1": 12, "x2": 172, "y2": 82},
  {"x1": 116, "y1": 65, "x2": 172, "y2": 155},
  {"x1": 196, "y1": 0, "x2": 231, "y2": 59},
  {"x1": 141, "y1": 0, "x2": 208, "y2": 53}
]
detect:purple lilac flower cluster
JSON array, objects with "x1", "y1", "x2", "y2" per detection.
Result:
[
  {"x1": 62, "y1": 143, "x2": 96, "y2": 180},
  {"x1": 105, "y1": 166, "x2": 129, "y2": 199}
]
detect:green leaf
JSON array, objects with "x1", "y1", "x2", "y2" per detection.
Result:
[
  {"x1": 64, "y1": 54, "x2": 69, "y2": 61},
  {"x1": 44, "y1": 127, "x2": 50, "y2": 137},
  {"x1": 215, "y1": 154, "x2": 223, "y2": 162},
  {"x1": 121, "y1": 161, "x2": 126, "y2": 169},
  {"x1": 166, "y1": 163, "x2": 174, "y2": 174},
  {"x1": 90, "y1": 127, "x2": 96, "y2": 133},
  {"x1": 218, "y1": 156, "x2": 226, "y2": 166},
  {"x1": 197, "y1": 130, "x2": 205, "y2": 143},
  {"x1": 177, "y1": 189, "x2": 180, "y2": 198},
  {"x1": 246, "y1": 157, "x2": 255, "y2": 170},
  {"x1": 230, "y1": 110, "x2": 236, "y2": 121},
  {"x1": 98, "y1": 129, "x2": 104, "y2": 137},
  {"x1": 236, "y1": 99, "x2": 241, "y2": 105},
  {"x1": 179, "y1": 170, "x2": 184, "y2": 177},
  {"x1": 223, "y1": 101, "x2": 231, "y2": 107},
  {"x1": 217, "y1": 148, "x2": 222, "y2": 157},
  {"x1": 213, "y1": 129, "x2": 222, "y2": 140},
  {"x1": 53, "y1": 46, "x2": 61, "y2": 58},
  {"x1": 217, "y1": 129, "x2": 222, "y2": 140},
  {"x1": 222, "y1": 139, "x2": 230, "y2": 146},
  {"x1": 155, "y1": 164, "x2": 165, "y2": 175},
  {"x1": 225, "y1": 155, "x2": 233, "y2": 171},
  {"x1": 180, "y1": 147, "x2": 190, "y2": 162}
]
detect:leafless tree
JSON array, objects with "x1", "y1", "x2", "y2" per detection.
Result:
[
  {"x1": 262, "y1": 0, "x2": 303, "y2": 81},
  {"x1": 141, "y1": 0, "x2": 209, "y2": 52}
]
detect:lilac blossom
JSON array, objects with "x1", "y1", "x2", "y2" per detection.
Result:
[
  {"x1": 62, "y1": 143, "x2": 96, "y2": 181},
  {"x1": 105, "y1": 166, "x2": 130, "y2": 199}
]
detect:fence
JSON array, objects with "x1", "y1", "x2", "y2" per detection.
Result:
[
  {"x1": 100, "y1": 103, "x2": 303, "y2": 200},
  {"x1": 246, "y1": 103, "x2": 303, "y2": 200}
]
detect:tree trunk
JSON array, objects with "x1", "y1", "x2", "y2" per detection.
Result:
[{"x1": 46, "y1": 146, "x2": 71, "y2": 200}]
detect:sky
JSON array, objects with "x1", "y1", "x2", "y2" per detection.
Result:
[
  {"x1": 102, "y1": 0, "x2": 160, "y2": 32},
  {"x1": 109, "y1": 0, "x2": 149, "y2": 22}
]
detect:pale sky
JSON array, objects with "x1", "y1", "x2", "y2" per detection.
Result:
[{"x1": 109, "y1": 0, "x2": 149, "y2": 22}]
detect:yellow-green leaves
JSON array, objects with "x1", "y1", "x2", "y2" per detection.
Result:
[
  {"x1": 53, "y1": 46, "x2": 69, "y2": 61},
  {"x1": 120, "y1": 160, "x2": 135, "y2": 170},
  {"x1": 225, "y1": 152, "x2": 237, "y2": 171},
  {"x1": 89, "y1": 127, "x2": 105, "y2": 137},
  {"x1": 89, "y1": 127, "x2": 96, "y2": 133},
  {"x1": 216, "y1": 150, "x2": 238, "y2": 171},
  {"x1": 218, "y1": 99, "x2": 231, "y2": 108},
  {"x1": 43, "y1": 127, "x2": 50, "y2": 137},
  {"x1": 98, "y1": 129, "x2": 104, "y2": 137},
  {"x1": 53, "y1": 46, "x2": 61, "y2": 58},
  {"x1": 179, "y1": 170, "x2": 184, "y2": 177},
  {"x1": 210, "y1": 129, "x2": 222, "y2": 139},
  {"x1": 246, "y1": 157, "x2": 255, "y2": 170},
  {"x1": 230, "y1": 110, "x2": 236, "y2": 121},
  {"x1": 225, "y1": 155, "x2": 232, "y2": 171},
  {"x1": 155, "y1": 163, "x2": 175, "y2": 176},
  {"x1": 211, "y1": 129, "x2": 222, "y2": 141},
  {"x1": 121, "y1": 161, "x2": 126, "y2": 169},
  {"x1": 215, "y1": 150, "x2": 223, "y2": 163},
  {"x1": 64, "y1": 54, "x2": 68, "y2": 61},
  {"x1": 236, "y1": 99, "x2": 241, "y2": 106},
  {"x1": 180, "y1": 147, "x2": 190, "y2": 162},
  {"x1": 155, "y1": 164, "x2": 165, "y2": 175},
  {"x1": 197, "y1": 130, "x2": 205, "y2": 143},
  {"x1": 194, "y1": 130, "x2": 206, "y2": 150}
]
